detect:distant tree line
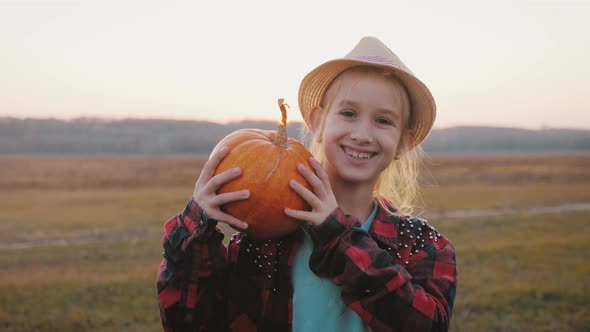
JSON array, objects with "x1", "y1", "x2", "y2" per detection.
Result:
[{"x1": 1, "y1": 117, "x2": 589, "y2": 154}]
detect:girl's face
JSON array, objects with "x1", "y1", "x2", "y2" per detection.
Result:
[{"x1": 314, "y1": 70, "x2": 409, "y2": 186}]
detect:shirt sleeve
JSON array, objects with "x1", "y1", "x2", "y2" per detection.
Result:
[
  {"x1": 156, "y1": 198, "x2": 230, "y2": 332},
  {"x1": 308, "y1": 207, "x2": 458, "y2": 332}
]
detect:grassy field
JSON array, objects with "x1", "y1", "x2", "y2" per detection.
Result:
[{"x1": 1, "y1": 153, "x2": 589, "y2": 331}]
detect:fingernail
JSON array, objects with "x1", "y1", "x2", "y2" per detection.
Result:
[
  {"x1": 241, "y1": 190, "x2": 250, "y2": 198},
  {"x1": 232, "y1": 167, "x2": 241, "y2": 175},
  {"x1": 220, "y1": 146, "x2": 228, "y2": 153},
  {"x1": 241, "y1": 223, "x2": 249, "y2": 229},
  {"x1": 297, "y1": 164, "x2": 305, "y2": 171},
  {"x1": 290, "y1": 180, "x2": 297, "y2": 187}
]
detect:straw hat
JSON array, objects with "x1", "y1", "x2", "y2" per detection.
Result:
[{"x1": 298, "y1": 36, "x2": 436, "y2": 147}]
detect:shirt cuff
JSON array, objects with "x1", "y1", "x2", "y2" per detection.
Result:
[
  {"x1": 181, "y1": 197, "x2": 218, "y2": 241},
  {"x1": 309, "y1": 207, "x2": 361, "y2": 245}
]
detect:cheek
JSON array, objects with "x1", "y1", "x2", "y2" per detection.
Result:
[
  {"x1": 323, "y1": 129, "x2": 343, "y2": 157},
  {"x1": 381, "y1": 134, "x2": 401, "y2": 154},
  {"x1": 322, "y1": 122, "x2": 342, "y2": 142}
]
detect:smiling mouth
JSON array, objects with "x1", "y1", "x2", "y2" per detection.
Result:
[{"x1": 343, "y1": 147, "x2": 375, "y2": 160}]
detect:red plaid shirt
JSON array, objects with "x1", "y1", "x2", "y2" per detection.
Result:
[{"x1": 156, "y1": 198, "x2": 457, "y2": 331}]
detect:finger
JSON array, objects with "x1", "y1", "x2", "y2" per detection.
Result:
[
  {"x1": 197, "y1": 146, "x2": 229, "y2": 188},
  {"x1": 284, "y1": 208, "x2": 315, "y2": 224},
  {"x1": 297, "y1": 163, "x2": 326, "y2": 198},
  {"x1": 194, "y1": 168, "x2": 242, "y2": 214},
  {"x1": 205, "y1": 167, "x2": 241, "y2": 192},
  {"x1": 194, "y1": 167, "x2": 241, "y2": 208},
  {"x1": 289, "y1": 179, "x2": 321, "y2": 207},
  {"x1": 211, "y1": 211, "x2": 249, "y2": 230},
  {"x1": 211, "y1": 190, "x2": 250, "y2": 206},
  {"x1": 309, "y1": 158, "x2": 331, "y2": 191}
]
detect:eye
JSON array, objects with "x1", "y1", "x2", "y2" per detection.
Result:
[
  {"x1": 339, "y1": 110, "x2": 356, "y2": 118},
  {"x1": 376, "y1": 117, "x2": 394, "y2": 126}
]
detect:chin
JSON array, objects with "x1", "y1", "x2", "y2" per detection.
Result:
[{"x1": 334, "y1": 170, "x2": 378, "y2": 185}]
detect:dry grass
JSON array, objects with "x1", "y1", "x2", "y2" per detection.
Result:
[
  {"x1": 418, "y1": 183, "x2": 590, "y2": 211},
  {"x1": 421, "y1": 152, "x2": 590, "y2": 186},
  {"x1": 1, "y1": 153, "x2": 589, "y2": 331},
  {"x1": 0, "y1": 155, "x2": 205, "y2": 190},
  {"x1": 3, "y1": 152, "x2": 589, "y2": 190},
  {"x1": 436, "y1": 211, "x2": 590, "y2": 332}
]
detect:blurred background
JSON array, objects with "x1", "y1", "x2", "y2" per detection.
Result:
[{"x1": 1, "y1": 0, "x2": 589, "y2": 331}]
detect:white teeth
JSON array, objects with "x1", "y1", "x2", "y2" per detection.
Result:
[{"x1": 344, "y1": 147, "x2": 373, "y2": 159}]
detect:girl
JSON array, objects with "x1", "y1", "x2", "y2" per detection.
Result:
[{"x1": 157, "y1": 36, "x2": 457, "y2": 332}]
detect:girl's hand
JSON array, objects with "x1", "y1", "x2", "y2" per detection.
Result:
[
  {"x1": 284, "y1": 157, "x2": 337, "y2": 226},
  {"x1": 193, "y1": 146, "x2": 250, "y2": 230}
]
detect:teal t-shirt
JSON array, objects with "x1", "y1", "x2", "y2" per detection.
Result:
[{"x1": 292, "y1": 204, "x2": 378, "y2": 332}]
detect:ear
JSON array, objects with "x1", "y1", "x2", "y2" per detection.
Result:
[
  {"x1": 398, "y1": 127, "x2": 416, "y2": 154},
  {"x1": 309, "y1": 106, "x2": 323, "y2": 142}
]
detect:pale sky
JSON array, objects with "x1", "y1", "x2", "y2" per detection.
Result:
[{"x1": 1, "y1": 0, "x2": 589, "y2": 129}]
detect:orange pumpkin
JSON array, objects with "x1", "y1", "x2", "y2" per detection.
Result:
[{"x1": 211, "y1": 99, "x2": 314, "y2": 239}]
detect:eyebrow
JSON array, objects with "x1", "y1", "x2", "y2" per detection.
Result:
[{"x1": 337, "y1": 99, "x2": 400, "y2": 121}]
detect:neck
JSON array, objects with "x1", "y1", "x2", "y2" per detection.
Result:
[{"x1": 330, "y1": 179, "x2": 376, "y2": 224}]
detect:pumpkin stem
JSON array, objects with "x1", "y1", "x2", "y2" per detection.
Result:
[{"x1": 274, "y1": 98, "x2": 289, "y2": 148}]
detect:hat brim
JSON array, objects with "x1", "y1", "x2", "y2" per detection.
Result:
[{"x1": 298, "y1": 59, "x2": 436, "y2": 147}]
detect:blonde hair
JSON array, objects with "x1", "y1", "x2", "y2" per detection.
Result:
[{"x1": 300, "y1": 66, "x2": 425, "y2": 217}]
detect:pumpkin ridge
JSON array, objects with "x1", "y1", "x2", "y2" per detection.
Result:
[{"x1": 264, "y1": 153, "x2": 281, "y2": 183}]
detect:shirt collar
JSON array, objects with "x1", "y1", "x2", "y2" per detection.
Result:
[{"x1": 368, "y1": 203, "x2": 400, "y2": 250}]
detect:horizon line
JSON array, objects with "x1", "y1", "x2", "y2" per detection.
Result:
[{"x1": 1, "y1": 115, "x2": 589, "y2": 131}]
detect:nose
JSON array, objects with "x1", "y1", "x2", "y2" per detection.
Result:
[{"x1": 349, "y1": 119, "x2": 373, "y2": 144}]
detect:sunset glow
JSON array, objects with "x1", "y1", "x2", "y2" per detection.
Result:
[{"x1": 1, "y1": 0, "x2": 589, "y2": 129}]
